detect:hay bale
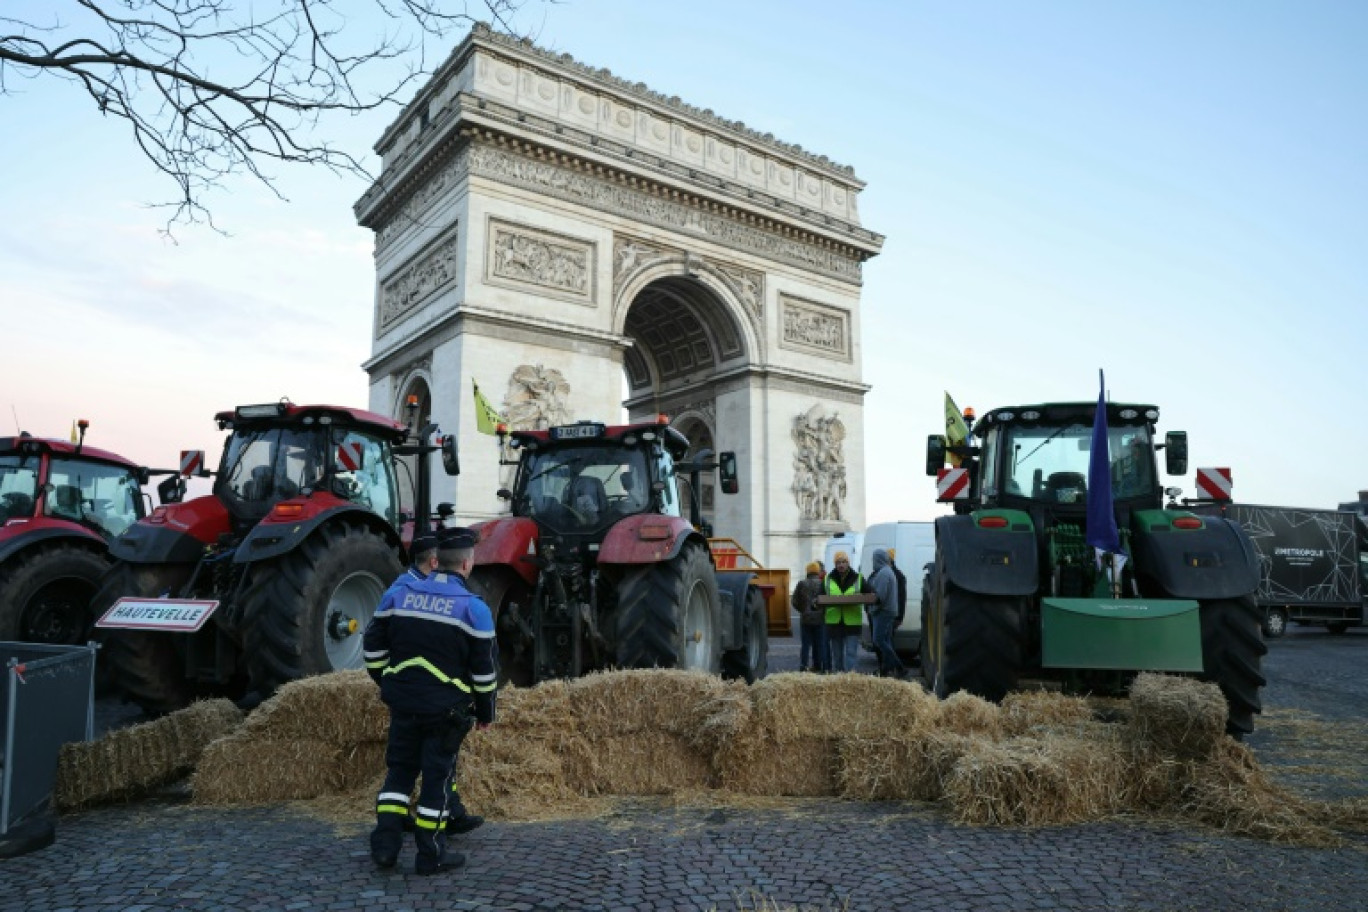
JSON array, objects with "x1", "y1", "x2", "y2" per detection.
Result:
[
  {"x1": 562, "y1": 733, "x2": 714, "y2": 795},
  {"x1": 936, "y1": 691, "x2": 1003, "y2": 737},
  {"x1": 192, "y1": 734, "x2": 342, "y2": 804},
  {"x1": 54, "y1": 698, "x2": 243, "y2": 810},
  {"x1": 458, "y1": 726, "x2": 600, "y2": 821},
  {"x1": 747, "y1": 673, "x2": 937, "y2": 742},
  {"x1": 1127, "y1": 673, "x2": 1227, "y2": 759},
  {"x1": 242, "y1": 670, "x2": 388, "y2": 745},
  {"x1": 336, "y1": 741, "x2": 388, "y2": 792},
  {"x1": 567, "y1": 670, "x2": 751, "y2": 748},
  {"x1": 837, "y1": 731, "x2": 973, "y2": 802},
  {"x1": 715, "y1": 728, "x2": 838, "y2": 796},
  {"x1": 944, "y1": 730, "x2": 1129, "y2": 827},
  {"x1": 1000, "y1": 691, "x2": 1095, "y2": 737}
]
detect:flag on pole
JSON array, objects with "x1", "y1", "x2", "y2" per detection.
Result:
[
  {"x1": 1085, "y1": 370, "x2": 1122, "y2": 556},
  {"x1": 473, "y1": 380, "x2": 504, "y2": 436},
  {"x1": 944, "y1": 392, "x2": 971, "y2": 467},
  {"x1": 69, "y1": 421, "x2": 78, "y2": 444}
]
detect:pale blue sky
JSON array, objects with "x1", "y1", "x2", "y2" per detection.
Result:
[{"x1": 2, "y1": 1, "x2": 1364, "y2": 521}]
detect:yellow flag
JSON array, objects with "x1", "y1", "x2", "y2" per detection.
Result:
[
  {"x1": 944, "y1": 392, "x2": 970, "y2": 467},
  {"x1": 70, "y1": 420, "x2": 79, "y2": 444},
  {"x1": 473, "y1": 380, "x2": 504, "y2": 436}
]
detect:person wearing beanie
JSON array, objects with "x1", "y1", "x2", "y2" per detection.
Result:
[
  {"x1": 824, "y1": 551, "x2": 873, "y2": 672},
  {"x1": 363, "y1": 524, "x2": 497, "y2": 876},
  {"x1": 791, "y1": 561, "x2": 828, "y2": 672}
]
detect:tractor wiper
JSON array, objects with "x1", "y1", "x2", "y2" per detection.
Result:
[{"x1": 1016, "y1": 425, "x2": 1073, "y2": 466}]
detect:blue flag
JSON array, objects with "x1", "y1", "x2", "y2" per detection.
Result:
[{"x1": 1085, "y1": 370, "x2": 1122, "y2": 554}]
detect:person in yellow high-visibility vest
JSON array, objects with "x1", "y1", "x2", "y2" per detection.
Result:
[{"x1": 824, "y1": 551, "x2": 872, "y2": 672}]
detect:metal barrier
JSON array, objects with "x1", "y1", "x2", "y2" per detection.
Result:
[{"x1": 1, "y1": 642, "x2": 95, "y2": 836}]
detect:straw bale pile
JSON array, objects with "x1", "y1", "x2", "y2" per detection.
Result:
[
  {"x1": 716, "y1": 673, "x2": 939, "y2": 796},
  {"x1": 1000, "y1": 690, "x2": 1096, "y2": 737},
  {"x1": 837, "y1": 732, "x2": 972, "y2": 802},
  {"x1": 1127, "y1": 673, "x2": 1227, "y2": 760},
  {"x1": 54, "y1": 699, "x2": 243, "y2": 809}
]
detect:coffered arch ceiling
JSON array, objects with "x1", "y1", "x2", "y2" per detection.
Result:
[{"x1": 622, "y1": 276, "x2": 747, "y2": 395}]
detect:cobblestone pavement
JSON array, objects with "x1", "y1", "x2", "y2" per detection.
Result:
[{"x1": 5, "y1": 626, "x2": 1367, "y2": 911}]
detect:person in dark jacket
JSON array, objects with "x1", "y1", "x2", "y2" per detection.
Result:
[
  {"x1": 363, "y1": 526, "x2": 498, "y2": 876},
  {"x1": 791, "y1": 562, "x2": 827, "y2": 672},
  {"x1": 888, "y1": 547, "x2": 908, "y2": 628},
  {"x1": 868, "y1": 548, "x2": 908, "y2": 679}
]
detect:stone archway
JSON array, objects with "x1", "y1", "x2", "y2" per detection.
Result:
[{"x1": 355, "y1": 25, "x2": 882, "y2": 573}]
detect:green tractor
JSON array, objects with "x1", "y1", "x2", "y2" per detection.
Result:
[{"x1": 922, "y1": 399, "x2": 1266, "y2": 736}]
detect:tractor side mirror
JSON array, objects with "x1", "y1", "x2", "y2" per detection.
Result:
[
  {"x1": 496, "y1": 488, "x2": 513, "y2": 501},
  {"x1": 1164, "y1": 431, "x2": 1188, "y2": 476},
  {"x1": 926, "y1": 435, "x2": 947, "y2": 476},
  {"x1": 718, "y1": 451, "x2": 739, "y2": 495},
  {"x1": 157, "y1": 475, "x2": 186, "y2": 505},
  {"x1": 440, "y1": 434, "x2": 460, "y2": 476}
]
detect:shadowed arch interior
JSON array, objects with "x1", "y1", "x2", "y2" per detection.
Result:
[{"x1": 623, "y1": 276, "x2": 746, "y2": 395}]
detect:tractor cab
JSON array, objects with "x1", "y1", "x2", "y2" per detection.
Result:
[
  {"x1": 212, "y1": 403, "x2": 408, "y2": 531},
  {"x1": 0, "y1": 435, "x2": 145, "y2": 539},
  {"x1": 503, "y1": 418, "x2": 690, "y2": 542}
]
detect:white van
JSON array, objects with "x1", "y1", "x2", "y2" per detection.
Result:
[
  {"x1": 858, "y1": 521, "x2": 935, "y2": 658},
  {"x1": 822, "y1": 531, "x2": 863, "y2": 578}
]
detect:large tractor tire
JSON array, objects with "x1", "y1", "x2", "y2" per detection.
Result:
[
  {"x1": 1261, "y1": 606, "x2": 1288, "y2": 639},
  {"x1": 242, "y1": 521, "x2": 402, "y2": 698},
  {"x1": 615, "y1": 543, "x2": 721, "y2": 674},
  {"x1": 1198, "y1": 595, "x2": 1267, "y2": 737},
  {"x1": 94, "y1": 563, "x2": 196, "y2": 716},
  {"x1": 923, "y1": 553, "x2": 1023, "y2": 702},
  {"x1": 722, "y1": 586, "x2": 768, "y2": 684},
  {"x1": 466, "y1": 566, "x2": 534, "y2": 687},
  {"x1": 0, "y1": 544, "x2": 108, "y2": 644}
]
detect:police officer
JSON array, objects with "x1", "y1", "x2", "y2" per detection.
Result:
[{"x1": 364, "y1": 526, "x2": 498, "y2": 875}]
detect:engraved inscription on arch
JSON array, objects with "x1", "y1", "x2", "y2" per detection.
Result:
[
  {"x1": 779, "y1": 294, "x2": 850, "y2": 361},
  {"x1": 486, "y1": 218, "x2": 596, "y2": 305}
]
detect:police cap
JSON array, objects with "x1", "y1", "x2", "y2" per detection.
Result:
[
  {"x1": 437, "y1": 526, "x2": 478, "y2": 551},
  {"x1": 411, "y1": 533, "x2": 438, "y2": 555}
]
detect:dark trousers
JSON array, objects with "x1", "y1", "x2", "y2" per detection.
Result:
[
  {"x1": 372, "y1": 710, "x2": 462, "y2": 869},
  {"x1": 799, "y1": 623, "x2": 829, "y2": 671}
]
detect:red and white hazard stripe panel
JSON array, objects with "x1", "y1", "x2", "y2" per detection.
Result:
[
  {"x1": 936, "y1": 467, "x2": 970, "y2": 501},
  {"x1": 179, "y1": 450, "x2": 204, "y2": 477},
  {"x1": 1195, "y1": 467, "x2": 1233, "y2": 502},
  {"x1": 336, "y1": 441, "x2": 364, "y2": 472}
]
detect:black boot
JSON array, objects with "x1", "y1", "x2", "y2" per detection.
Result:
[
  {"x1": 446, "y1": 814, "x2": 484, "y2": 835},
  {"x1": 414, "y1": 850, "x2": 466, "y2": 876}
]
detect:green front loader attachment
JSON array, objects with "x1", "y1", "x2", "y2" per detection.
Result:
[{"x1": 1041, "y1": 597, "x2": 1203, "y2": 672}]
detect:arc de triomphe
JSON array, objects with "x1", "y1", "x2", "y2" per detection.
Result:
[{"x1": 355, "y1": 25, "x2": 883, "y2": 573}]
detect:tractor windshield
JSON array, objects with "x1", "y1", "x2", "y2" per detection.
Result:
[
  {"x1": 1000, "y1": 422, "x2": 1156, "y2": 504},
  {"x1": 516, "y1": 444, "x2": 653, "y2": 533},
  {"x1": 218, "y1": 425, "x2": 327, "y2": 514},
  {"x1": 0, "y1": 454, "x2": 39, "y2": 521},
  {"x1": 45, "y1": 457, "x2": 143, "y2": 537}
]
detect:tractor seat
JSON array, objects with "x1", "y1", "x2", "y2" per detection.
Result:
[{"x1": 1045, "y1": 472, "x2": 1087, "y2": 504}]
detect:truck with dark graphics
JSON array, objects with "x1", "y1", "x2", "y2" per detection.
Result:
[
  {"x1": 1190, "y1": 502, "x2": 1366, "y2": 637},
  {"x1": 922, "y1": 398, "x2": 1266, "y2": 735}
]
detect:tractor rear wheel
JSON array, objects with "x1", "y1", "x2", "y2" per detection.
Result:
[
  {"x1": 1262, "y1": 606, "x2": 1288, "y2": 639},
  {"x1": 466, "y1": 567, "x2": 534, "y2": 687},
  {"x1": 0, "y1": 544, "x2": 108, "y2": 644},
  {"x1": 242, "y1": 522, "x2": 401, "y2": 698},
  {"x1": 722, "y1": 586, "x2": 768, "y2": 684},
  {"x1": 1199, "y1": 596, "x2": 1267, "y2": 737},
  {"x1": 95, "y1": 563, "x2": 196, "y2": 715},
  {"x1": 616, "y1": 543, "x2": 721, "y2": 673},
  {"x1": 924, "y1": 552, "x2": 1023, "y2": 701}
]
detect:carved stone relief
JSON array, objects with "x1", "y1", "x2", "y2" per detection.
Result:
[
  {"x1": 378, "y1": 227, "x2": 460, "y2": 333},
  {"x1": 614, "y1": 234, "x2": 764, "y2": 326},
  {"x1": 792, "y1": 404, "x2": 847, "y2": 523},
  {"x1": 708, "y1": 261, "x2": 764, "y2": 324},
  {"x1": 469, "y1": 144, "x2": 862, "y2": 282},
  {"x1": 374, "y1": 149, "x2": 468, "y2": 250},
  {"x1": 486, "y1": 219, "x2": 595, "y2": 304},
  {"x1": 779, "y1": 294, "x2": 850, "y2": 361},
  {"x1": 504, "y1": 364, "x2": 573, "y2": 431}
]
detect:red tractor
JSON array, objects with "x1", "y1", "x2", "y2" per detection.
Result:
[
  {"x1": 94, "y1": 400, "x2": 458, "y2": 713},
  {"x1": 0, "y1": 423, "x2": 149, "y2": 647},
  {"x1": 469, "y1": 416, "x2": 768, "y2": 686}
]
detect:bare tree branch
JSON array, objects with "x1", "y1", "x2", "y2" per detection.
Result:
[{"x1": 0, "y1": 1, "x2": 539, "y2": 232}]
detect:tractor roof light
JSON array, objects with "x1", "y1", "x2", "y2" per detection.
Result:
[
  {"x1": 1020, "y1": 410, "x2": 1041, "y2": 420},
  {"x1": 1119, "y1": 409, "x2": 1139, "y2": 420},
  {"x1": 997, "y1": 411, "x2": 1014, "y2": 422},
  {"x1": 236, "y1": 403, "x2": 287, "y2": 420},
  {"x1": 1145, "y1": 409, "x2": 1159, "y2": 420}
]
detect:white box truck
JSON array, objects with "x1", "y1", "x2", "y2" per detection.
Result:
[{"x1": 857, "y1": 521, "x2": 935, "y2": 658}]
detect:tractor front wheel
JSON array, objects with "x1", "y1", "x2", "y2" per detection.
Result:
[
  {"x1": 242, "y1": 522, "x2": 401, "y2": 698},
  {"x1": 0, "y1": 544, "x2": 108, "y2": 644},
  {"x1": 616, "y1": 544, "x2": 721, "y2": 674},
  {"x1": 1199, "y1": 595, "x2": 1267, "y2": 737},
  {"x1": 94, "y1": 563, "x2": 196, "y2": 715},
  {"x1": 722, "y1": 586, "x2": 768, "y2": 684},
  {"x1": 923, "y1": 552, "x2": 1023, "y2": 701},
  {"x1": 466, "y1": 566, "x2": 534, "y2": 687}
]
